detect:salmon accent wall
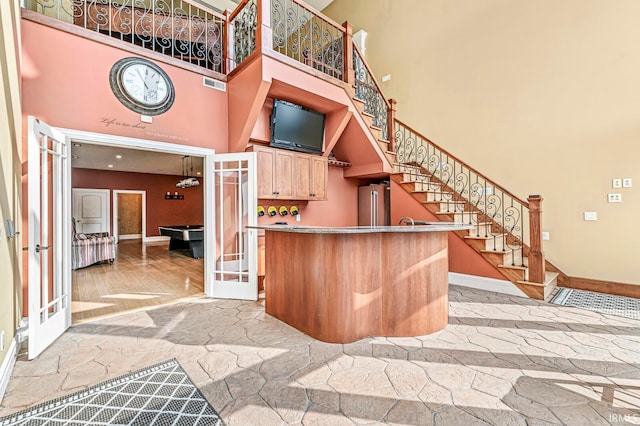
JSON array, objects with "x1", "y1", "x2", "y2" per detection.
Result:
[
  {"x1": 390, "y1": 181, "x2": 505, "y2": 280},
  {"x1": 72, "y1": 168, "x2": 203, "y2": 237},
  {"x1": 21, "y1": 20, "x2": 228, "y2": 150},
  {"x1": 257, "y1": 167, "x2": 360, "y2": 227}
]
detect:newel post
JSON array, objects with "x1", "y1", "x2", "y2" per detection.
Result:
[
  {"x1": 527, "y1": 195, "x2": 545, "y2": 283},
  {"x1": 224, "y1": 9, "x2": 233, "y2": 73},
  {"x1": 342, "y1": 21, "x2": 354, "y2": 86},
  {"x1": 388, "y1": 98, "x2": 397, "y2": 150},
  {"x1": 257, "y1": 0, "x2": 273, "y2": 51}
]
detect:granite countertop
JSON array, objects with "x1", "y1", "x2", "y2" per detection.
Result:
[{"x1": 247, "y1": 223, "x2": 473, "y2": 234}]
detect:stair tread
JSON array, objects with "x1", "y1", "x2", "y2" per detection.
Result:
[
  {"x1": 498, "y1": 264, "x2": 528, "y2": 270},
  {"x1": 517, "y1": 272, "x2": 559, "y2": 286},
  {"x1": 434, "y1": 211, "x2": 476, "y2": 215},
  {"x1": 464, "y1": 233, "x2": 506, "y2": 240},
  {"x1": 480, "y1": 248, "x2": 521, "y2": 254}
]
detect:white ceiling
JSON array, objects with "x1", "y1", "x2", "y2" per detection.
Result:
[{"x1": 71, "y1": 143, "x2": 203, "y2": 176}]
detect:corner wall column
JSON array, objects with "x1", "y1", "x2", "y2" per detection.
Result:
[{"x1": 258, "y1": 0, "x2": 273, "y2": 50}]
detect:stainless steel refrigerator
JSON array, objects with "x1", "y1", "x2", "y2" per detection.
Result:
[{"x1": 358, "y1": 183, "x2": 391, "y2": 226}]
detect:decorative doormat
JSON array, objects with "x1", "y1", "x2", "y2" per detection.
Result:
[
  {"x1": 551, "y1": 288, "x2": 640, "y2": 320},
  {"x1": 0, "y1": 359, "x2": 223, "y2": 426}
]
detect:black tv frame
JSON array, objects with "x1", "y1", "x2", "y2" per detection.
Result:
[{"x1": 270, "y1": 99, "x2": 325, "y2": 154}]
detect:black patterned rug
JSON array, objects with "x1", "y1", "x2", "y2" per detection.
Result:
[
  {"x1": 0, "y1": 359, "x2": 223, "y2": 426},
  {"x1": 551, "y1": 288, "x2": 640, "y2": 320}
]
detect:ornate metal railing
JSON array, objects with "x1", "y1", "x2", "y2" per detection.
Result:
[
  {"x1": 271, "y1": 0, "x2": 345, "y2": 80},
  {"x1": 394, "y1": 119, "x2": 529, "y2": 266},
  {"x1": 353, "y1": 44, "x2": 388, "y2": 140},
  {"x1": 23, "y1": 0, "x2": 225, "y2": 73},
  {"x1": 229, "y1": 0, "x2": 257, "y2": 70}
]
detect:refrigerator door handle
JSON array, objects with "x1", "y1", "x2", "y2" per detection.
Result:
[{"x1": 372, "y1": 191, "x2": 378, "y2": 226}]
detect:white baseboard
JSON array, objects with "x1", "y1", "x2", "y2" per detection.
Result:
[
  {"x1": 0, "y1": 337, "x2": 18, "y2": 404},
  {"x1": 118, "y1": 234, "x2": 142, "y2": 240},
  {"x1": 143, "y1": 236, "x2": 170, "y2": 243},
  {"x1": 449, "y1": 272, "x2": 528, "y2": 298}
]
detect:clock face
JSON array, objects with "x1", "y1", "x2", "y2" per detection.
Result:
[{"x1": 110, "y1": 57, "x2": 175, "y2": 115}]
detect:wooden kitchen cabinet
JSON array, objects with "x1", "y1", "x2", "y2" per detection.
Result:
[
  {"x1": 252, "y1": 145, "x2": 327, "y2": 201},
  {"x1": 295, "y1": 154, "x2": 328, "y2": 200},
  {"x1": 254, "y1": 146, "x2": 295, "y2": 199}
]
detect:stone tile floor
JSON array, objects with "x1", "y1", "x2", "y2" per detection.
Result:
[{"x1": 2, "y1": 285, "x2": 640, "y2": 425}]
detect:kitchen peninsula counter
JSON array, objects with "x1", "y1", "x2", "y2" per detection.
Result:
[{"x1": 250, "y1": 223, "x2": 472, "y2": 343}]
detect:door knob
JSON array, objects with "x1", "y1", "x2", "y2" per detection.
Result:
[{"x1": 35, "y1": 244, "x2": 50, "y2": 252}]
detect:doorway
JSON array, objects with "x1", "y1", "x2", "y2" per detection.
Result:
[{"x1": 113, "y1": 190, "x2": 146, "y2": 241}]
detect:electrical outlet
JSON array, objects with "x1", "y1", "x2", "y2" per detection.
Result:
[
  {"x1": 296, "y1": 214, "x2": 301, "y2": 222},
  {"x1": 584, "y1": 211, "x2": 597, "y2": 221},
  {"x1": 623, "y1": 178, "x2": 632, "y2": 188},
  {"x1": 613, "y1": 178, "x2": 622, "y2": 188},
  {"x1": 608, "y1": 193, "x2": 622, "y2": 203}
]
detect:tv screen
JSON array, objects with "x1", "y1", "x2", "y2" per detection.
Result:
[{"x1": 270, "y1": 99, "x2": 325, "y2": 154}]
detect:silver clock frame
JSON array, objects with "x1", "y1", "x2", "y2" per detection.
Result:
[{"x1": 109, "y1": 57, "x2": 175, "y2": 116}]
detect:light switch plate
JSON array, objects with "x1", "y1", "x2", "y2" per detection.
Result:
[
  {"x1": 542, "y1": 232, "x2": 550, "y2": 241},
  {"x1": 623, "y1": 178, "x2": 632, "y2": 188},
  {"x1": 608, "y1": 193, "x2": 622, "y2": 203},
  {"x1": 613, "y1": 179, "x2": 622, "y2": 188},
  {"x1": 584, "y1": 211, "x2": 597, "y2": 221}
]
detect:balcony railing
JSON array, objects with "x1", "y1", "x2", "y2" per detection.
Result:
[
  {"x1": 271, "y1": 0, "x2": 344, "y2": 80},
  {"x1": 353, "y1": 44, "x2": 389, "y2": 141},
  {"x1": 23, "y1": 0, "x2": 226, "y2": 73},
  {"x1": 228, "y1": 0, "x2": 257, "y2": 70}
]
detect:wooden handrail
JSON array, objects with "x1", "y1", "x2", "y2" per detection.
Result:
[
  {"x1": 181, "y1": 0, "x2": 227, "y2": 20},
  {"x1": 289, "y1": 0, "x2": 346, "y2": 32},
  {"x1": 228, "y1": 0, "x2": 251, "y2": 22},
  {"x1": 353, "y1": 43, "x2": 390, "y2": 109},
  {"x1": 395, "y1": 118, "x2": 530, "y2": 207}
]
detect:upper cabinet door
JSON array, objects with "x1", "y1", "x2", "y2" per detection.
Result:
[
  {"x1": 310, "y1": 156, "x2": 328, "y2": 200},
  {"x1": 274, "y1": 149, "x2": 295, "y2": 199},
  {"x1": 294, "y1": 154, "x2": 311, "y2": 199},
  {"x1": 255, "y1": 147, "x2": 275, "y2": 199}
]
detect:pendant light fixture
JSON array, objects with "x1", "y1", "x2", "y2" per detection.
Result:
[{"x1": 176, "y1": 156, "x2": 200, "y2": 188}]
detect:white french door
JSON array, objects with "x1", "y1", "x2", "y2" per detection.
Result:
[
  {"x1": 27, "y1": 116, "x2": 72, "y2": 359},
  {"x1": 209, "y1": 152, "x2": 258, "y2": 300}
]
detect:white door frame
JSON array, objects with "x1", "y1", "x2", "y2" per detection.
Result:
[
  {"x1": 113, "y1": 190, "x2": 146, "y2": 241},
  {"x1": 57, "y1": 127, "x2": 216, "y2": 296},
  {"x1": 72, "y1": 188, "x2": 110, "y2": 234}
]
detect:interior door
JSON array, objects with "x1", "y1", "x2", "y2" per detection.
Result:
[
  {"x1": 117, "y1": 192, "x2": 142, "y2": 237},
  {"x1": 72, "y1": 189, "x2": 109, "y2": 234},
  {"x1": 27, "y1": 116, "x2": 71, "y2": 359},
  {"x1": 210, "y1": 152, "x2": 257, "y2": 300}
]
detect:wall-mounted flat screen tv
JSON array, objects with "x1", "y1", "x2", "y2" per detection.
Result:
[{"x1": 270, "y1": 99, "x2": 325, "y2": 154}]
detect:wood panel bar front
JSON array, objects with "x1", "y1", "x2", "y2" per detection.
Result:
[{"x1": 264, "y1": 228, "x2": 451, "y2": 343}]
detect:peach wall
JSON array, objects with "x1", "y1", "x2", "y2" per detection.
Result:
[
  {"x1": 390, "y1": 181, "x2": 505, "y2": 280},
  {"x1": 72, "y1": 169, "x2": 203, "y2": 237},
  {"x1": 258, "y1": 167, "x2": 360, "y2": 227},
  {"x1": 21, "y1": 20, "x2": 228, "y2": 150}
]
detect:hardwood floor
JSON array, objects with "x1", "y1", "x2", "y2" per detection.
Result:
[{"x1": 72, "y1": 239, "x2": 204, "y2": 324}]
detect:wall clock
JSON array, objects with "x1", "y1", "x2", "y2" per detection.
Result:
[{"x1": 109, "y1": 57, "x2": 175, "y2": 116}]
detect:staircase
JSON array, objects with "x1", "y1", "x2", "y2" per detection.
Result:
[{"x1": 346, "y1": 43, "x2": 565, "y2": 300}]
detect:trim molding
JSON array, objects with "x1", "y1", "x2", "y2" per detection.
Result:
[
  {"x1": 565, "y1": 276, "x2": 640, "y2": 299},
  {"x1": 0, "y1": 337, "x2": 18, "y2": 404},
  {"x1": 143, "y1": 236, "x2": 170, "y2": 243},
  {"x1": 119, "y1": 234, "x2": 142, "y2": 240},
  {"x1": 449, "y1": 272, "x2": 528, "y2": 298}
]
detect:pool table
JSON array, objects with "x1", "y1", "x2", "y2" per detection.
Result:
[{"x1": 158, "y1": 225, "x2": 204, "y2": 258}]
